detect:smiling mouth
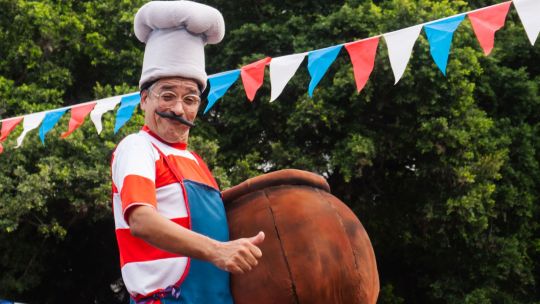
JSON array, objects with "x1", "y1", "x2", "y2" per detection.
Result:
[{"x1": 155, "y1": 111, "x2": 195, "y2": 128}]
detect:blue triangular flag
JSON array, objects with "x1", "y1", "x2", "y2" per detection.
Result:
[
  {"x1": 39, "y1": 108, "x2": 67, "y2": 144},
  {"x1": 114, "y1": 93, "x2": 140, "y2": 134},
  {"x1": 307, "y1": 45, "x2": 342, "y2": 97},
  {"x1": 424, "y1": 15, "x2": 465, "y2": 75},
  {"x1": 204, "y1": 70, "x2": 241, "y2": 114}
]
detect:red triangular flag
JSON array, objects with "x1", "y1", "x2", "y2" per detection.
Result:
[
  {"x1": 241, "y1": 57, "x2": 272, "y2": 101},
  {"x1": 0, "y1": 117, "x2": 23, "y2": 142},
  {"x1": 345, "y1": 37, "x2": 379, "y2": 93},
  {"x1": 61, "y1": 102, "x2": 97, "y2": 138},
  {"x1": 468, "y1": 1, "x2": 511, "y2": 55},
  {"x1": 0, "y1": 117, "x2": 23, "y2": 154}
]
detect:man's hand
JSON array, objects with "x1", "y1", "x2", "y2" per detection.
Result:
[
  {"x1": 128, "y1": 205, "x2": 265, "y2": 274},
  {"x1": 210, "y1": 231, "x2": 265, "y2": 274}
]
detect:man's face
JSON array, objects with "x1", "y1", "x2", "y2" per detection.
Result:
[{"x1": 140, "y1": 77, "x2": 201, "y2": 143}]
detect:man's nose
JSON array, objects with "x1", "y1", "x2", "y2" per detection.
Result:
[{"x1": 170, "y1": 100, "x2": 185, "y2": 116}]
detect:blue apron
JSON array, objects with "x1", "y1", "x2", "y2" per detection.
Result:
[
  {"x1": 176, "y1": 180, "x2": 233, "y2": 304},
  {"x1": 131, "y1": 146, "x2": 233, "y2": 304}
]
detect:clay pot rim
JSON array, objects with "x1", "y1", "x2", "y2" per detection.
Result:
[{"x1": 221, "y1": 169, "x2": 330, "y2": 205}]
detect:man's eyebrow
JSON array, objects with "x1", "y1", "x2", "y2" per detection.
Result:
[
  {"x1": 185, "y1": 88, "x2": 200, "y2": 95},
  {"x1": 156, "y1": 85, "x2": 176, "y2": 91},
  {"x1": 157, "y1": 85, "x2": 200, "y2": 95}
]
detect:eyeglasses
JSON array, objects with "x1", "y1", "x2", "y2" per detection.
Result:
[{"x1": 150, "y1": 90, "x2": 201, "y2": 108}]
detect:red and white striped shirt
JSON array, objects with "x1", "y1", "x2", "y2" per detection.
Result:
[{"x1": 111, "y1": 126, "x2": 219, "y2": 298}]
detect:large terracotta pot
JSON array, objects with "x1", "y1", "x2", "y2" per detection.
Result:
[{"x1": 222, "y1": 169, "x2": 379, "y2": 304}]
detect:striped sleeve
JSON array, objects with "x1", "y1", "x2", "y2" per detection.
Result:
[{"x1": 112, "y1": 134, "x2": 159, "y2": 222}]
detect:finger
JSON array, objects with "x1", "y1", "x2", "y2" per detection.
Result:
[
  {"x1": 227, "y1": 264, "x2": 245, "y2": 274},
  {"x1": 236, "y1": 256, "x2": 252, "y2": 273},
  {"x1": 248, "y1": 243, "x2": 263, "y2": 259},
  {"x1": 242, "y1": 248, "x2": 259, "y2": 267},
  {"x1": 248, "y1": 231, "x2": 265, "y2": 246}
]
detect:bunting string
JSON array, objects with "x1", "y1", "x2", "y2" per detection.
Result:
[{"x1": 0, "y1": 0, "x2": 537, "y2": 154}]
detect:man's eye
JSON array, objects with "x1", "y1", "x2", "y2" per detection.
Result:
[
  {"x1": 161, "y1": 93, "x2": 177, "y2": 102},
  {"x1": 184, "y1": 95, "x2": 200, "y2": 105}
]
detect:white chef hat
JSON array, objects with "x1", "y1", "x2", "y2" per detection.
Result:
[{"x1": 134, "y1": 0, "x2": 225, "y2": 91}]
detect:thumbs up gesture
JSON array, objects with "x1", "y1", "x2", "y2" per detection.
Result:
[{"x1": 210, "y1": 231, "x2": 265, "y2": 274}]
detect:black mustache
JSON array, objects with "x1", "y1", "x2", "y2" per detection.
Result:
[{"x1": 155, "y1": 111, "x2": 195, "y2": 128}]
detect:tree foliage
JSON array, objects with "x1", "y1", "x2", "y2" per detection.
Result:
[{"x1": 0, "y1": 0, "x2": 538, "y2": 303}]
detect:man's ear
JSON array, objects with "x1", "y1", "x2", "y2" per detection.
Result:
[
  {"x1": 197, "y1": 79, "x2": 211, "y2": 115},
  {"x1": 140, "y1": 90, "x2": 148, "y2": 110}
]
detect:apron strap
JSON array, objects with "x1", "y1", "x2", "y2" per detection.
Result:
[{"x1": 151, "y1": 142, "x2": 184, "y2": 182}]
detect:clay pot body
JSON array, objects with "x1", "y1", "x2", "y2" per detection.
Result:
[{"x1": 222, "y1": 169, "x2": 379, "y2": 304}]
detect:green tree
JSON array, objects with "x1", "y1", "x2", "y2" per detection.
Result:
[{"x1": 0, "y1": 0, "x2": 538, "y2": 303}]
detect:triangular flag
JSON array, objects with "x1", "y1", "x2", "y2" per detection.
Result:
[
  {"x1": 345, "y1": 37, "x2": 379, "y2": 93},
  {"x1": 384, "y1": 25, "x2": 423, "y2": 84},
  {"x1": 114, "y1": 93, "x2": 140, "y2": 134},
  {"x1": 204, "y1": 70, "x2": 241, "y2": 114},
  {"x1": 468, "y1": 2, "x2": 511, "y2": 55},
  {"x1": 269, "y1": 53, "x2": 306, "y2": 102},
  {"x1": 424, "y1": 15, "x2": 465, "y2": 75},
  {"x1": 0, "y1": 117, "x2": 23, "y2": 142},
  {"x1": 61, "y1": 102, "x2": 97, "y2": 138},
  {"x1": 39, "y1": 109, "x2": 67, "y2": 144},
  {"x1": 307, "y1": 45, "x2": 342, "y2": 97},
  {"x1": 16, "y1": 112, "x2": 47, "y2": 148},
  {"x1": 0, "y1": 117, "x2": 23, "y2": 154},
  {"x1": 241, "y1": 57, "x2": 272, "y2": 101},
  {"x1": 90, "y1": 96, "x2": 122, "y2": 134},
  {"x1": 513, "y1": 0, "x2": 540, "y2": 45}
]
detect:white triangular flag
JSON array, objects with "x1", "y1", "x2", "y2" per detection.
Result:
[
  {"x1": 269, "y1": 53, "x2": 306, "y2": 102},
  {"x1": 90, "y1": 96, "x2": 122, "y2": 134},
  {"x1": 16, "y1": 112, "x2": 46, "y2": 148},
  {"x1": 384, "y1": 24, "x2": 423, "y2": 84},
  {"x1": 513, "y1": 0, "x2": 540, "y2": 45}
]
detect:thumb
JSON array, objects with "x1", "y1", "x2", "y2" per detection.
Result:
[{"x1": 248, "y1": 231, "x2": 265, "y2": 245}]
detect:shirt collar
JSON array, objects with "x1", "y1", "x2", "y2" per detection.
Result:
[{"x1": 141, "y1": 125, "x2": 188, "y2": 150}]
